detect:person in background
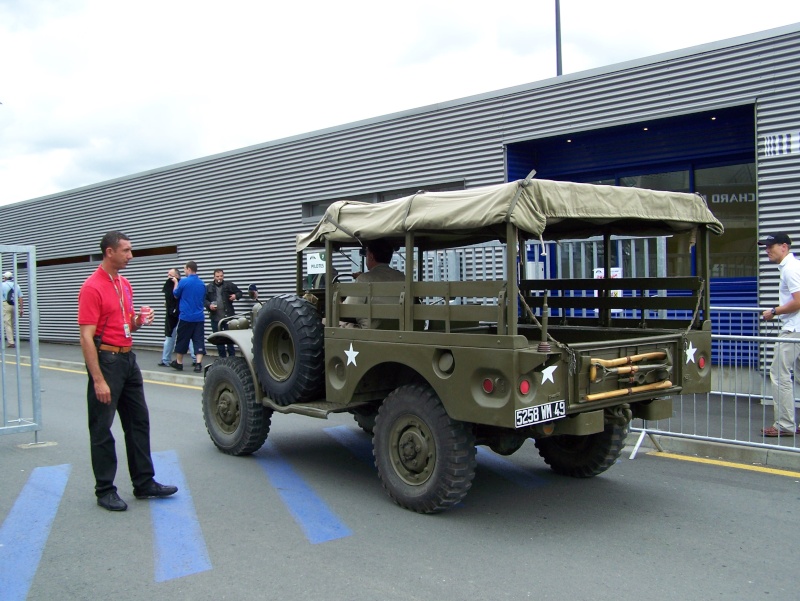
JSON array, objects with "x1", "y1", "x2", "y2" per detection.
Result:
[
  {"x1": 158, "y1": 268, "x2": 195, "y2": 367},
  {"x1": 77, "y1": 230, "x2": 178, "y2": 511},
  {"x1": 759, "y1": 232, "x2": 800, "y2": 437},
  {"x1": 172, "y1": 261, "x2": 206, "y2": 373},
  {"x1": 204, "y1": 269, "x2": 242, "y2": 358},
  {"x1": 1, "y1": 271, "x2": 24, "y2": 348}
]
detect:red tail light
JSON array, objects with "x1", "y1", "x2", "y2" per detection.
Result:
[
  {"x1": 482, "y1": 378, "x2": 494, "y2": 394},
  {"x1": 519, "y1": 379, "x2": 531, "y2": 395}
]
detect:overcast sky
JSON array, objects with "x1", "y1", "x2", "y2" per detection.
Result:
[{"x1": 2, "y1": 0, "x2": 800, "y2": 207}]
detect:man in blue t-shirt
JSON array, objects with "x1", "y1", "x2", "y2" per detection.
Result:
[{"x1": 171, "y1": 261, "x2": 206, "y2": 372}]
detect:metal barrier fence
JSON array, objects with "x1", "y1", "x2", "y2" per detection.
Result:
[
  {"x1": 0, "y1": 245, "x2": 42, "y2": 442},
  {"x1": 631, "y1": 306, "x2": 800, "y2": 456}
]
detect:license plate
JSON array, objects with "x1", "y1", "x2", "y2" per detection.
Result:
[{"x1": 515, "y1": 400, "x2": 566, "y2": 428}]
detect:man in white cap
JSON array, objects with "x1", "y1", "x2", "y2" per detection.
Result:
[
  {"x1": 1, "y1": 271, "x2": 24, "y2": 348},
  {"x1": 759, "y1": 232, "x2": 800, "y2": 436}
]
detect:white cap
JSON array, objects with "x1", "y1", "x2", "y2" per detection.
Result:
[{"x1": 2, "y1": 271, "x2": 11, "y2": 279}]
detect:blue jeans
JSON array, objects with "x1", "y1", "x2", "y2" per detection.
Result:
[{"x1": 162, "y1": 325, "x2": 195, "y2": 364}]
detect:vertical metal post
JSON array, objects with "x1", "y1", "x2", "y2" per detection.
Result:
[
  {"x1": 601, "y1": 233, "x2": 612, "y2": 327},
  {"x1": 295, "y1": 248, "x2": 303, "y2": 296},
  {"x1": 555, "y1": 0, "x2": 563, "y2": 76},
  {"x1": 698, "y1": 227, "x2": 711, "y2": 322},
  {"x1": 405, "y1": 233, "x2": 414, "y2": 330},
  {"x1": 325, "y1": 239, "x2": 334, "y2": 323},
  {"x1": 506, "y1": 222, "x2": 519, "y2": 334}
]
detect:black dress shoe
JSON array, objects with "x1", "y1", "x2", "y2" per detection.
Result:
[
  {"x1": 134, "y1": 481, "x2": 179, "y2": 499},
  {"x1": 97, "y1": 491, "x2": 127, "y2": 511},
  {"x1": 169, "y1": 360, "x2": 183, "y2": 371}
]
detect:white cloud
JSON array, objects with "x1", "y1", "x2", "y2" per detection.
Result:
[{"x1": 2, "y1": 0, "x2": 800, "y2": 205}]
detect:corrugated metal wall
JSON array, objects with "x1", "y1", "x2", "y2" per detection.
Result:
[
  {"x1": 2, "y1": 24, "x2": 799, "y2": 347},
  {"x1": 755, "y1": 84, "x2": 800, "y2": 307}
]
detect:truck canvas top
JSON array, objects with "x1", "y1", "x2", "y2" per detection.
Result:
[{"x1": 297, "y1": 177, "x2": 723, "y2": 251}]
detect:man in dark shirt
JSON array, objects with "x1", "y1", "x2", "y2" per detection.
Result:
[{"x1": 204, "y1": 269, "x2": 242, "y2": 358}]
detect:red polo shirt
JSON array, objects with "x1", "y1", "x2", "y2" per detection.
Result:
[{"x1": 78, "y1": 266, "x2": 135, "y2": 347}]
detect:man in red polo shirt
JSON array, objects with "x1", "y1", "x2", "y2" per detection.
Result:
[{"x1": 78, "y1": 231, "x2": 178, "y2": 512}]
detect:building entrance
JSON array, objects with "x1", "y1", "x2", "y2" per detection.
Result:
[{"x1": 506, "y1": 104, "x2": 757, "y2": 306}]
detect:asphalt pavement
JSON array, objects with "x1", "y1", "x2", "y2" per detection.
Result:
[
  {"x1": 13, "y1": 340, "x2": 218, "y2": 387},
  {"x1": 4, "y1": 364, "x2": 798, "y2": 601},
  {"x1": 7, "y1": 339, "x2": 800, "y2": 471}
]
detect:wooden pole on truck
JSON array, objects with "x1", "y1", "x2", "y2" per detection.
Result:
[
  {"x1": 589, "y1": 351, "x2": 667, "y2": 381},
  {"x1": 585, "y1": 379, "x2": 672, "y2": 402}
]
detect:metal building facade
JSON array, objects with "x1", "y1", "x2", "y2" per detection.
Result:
[{"x1": 2, "y1": 23, "x2": 799, "y2": 347}]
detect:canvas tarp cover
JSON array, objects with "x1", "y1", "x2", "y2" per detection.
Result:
[{"x1": 296, "y1": 178, "x2": 723, "y2": 251}]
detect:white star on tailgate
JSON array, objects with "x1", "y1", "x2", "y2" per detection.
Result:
[
  {"x1": 542, "y1": 365, "x2": 557, "y2": 384},
  {"x1": 685, "y1": 341, "x2": 697, "y2": 364},
  {"x1": 344, "y1": 343, "x2": 359, "y2": 366}
]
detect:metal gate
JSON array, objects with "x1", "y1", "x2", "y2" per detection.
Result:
[
  {"x1": 1, "y1": 245, "x2": 42, "y2": 440},
  {"x1": 413, "y1": 235, "x2": 668, "y2": 285}
]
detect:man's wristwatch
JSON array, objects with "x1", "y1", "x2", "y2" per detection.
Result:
[{"x1": 770, "y1": 307, "x2": 777, "y2": 316}]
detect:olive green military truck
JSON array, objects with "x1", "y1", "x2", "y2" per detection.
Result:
[{"x1": 202, "y1": 176, "x2": 723, "y2": 514}]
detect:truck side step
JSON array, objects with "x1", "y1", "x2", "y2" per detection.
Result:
[{"x1": 264, "y1": 399, "x2": 351, "y2": 419}]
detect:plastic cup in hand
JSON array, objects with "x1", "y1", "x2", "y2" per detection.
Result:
[{"x1": 140, "y1": 305, "x2": 153, "y2": 325}]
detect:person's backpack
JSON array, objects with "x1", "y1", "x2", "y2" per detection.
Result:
[{"x1": 5, "y1": 286, "x2": 14, "y2": 306}]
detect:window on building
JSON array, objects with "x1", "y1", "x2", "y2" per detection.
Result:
[
  {"x1": 695, "y1": 163, "x2": 756, "y2": 277},
  {"x1": 620, "y1": 170, "x2": 690, "y2": 193},
  {"x1": 618, "y1": 164, "x2": 756, "y2": 278}
]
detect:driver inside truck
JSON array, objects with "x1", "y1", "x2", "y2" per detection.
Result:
[{"x1": 341, "y1": 238, "x2": 405, "y2": 328}]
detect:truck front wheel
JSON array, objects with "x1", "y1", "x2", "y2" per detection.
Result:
[
  {"x1": 534, "y1": 421, "x2": 627, "y2": 478},
  {"x1": 351, "y1": 404, "x2": 379, "y2": 435},
  {"x1": 203, "y1": 357, "x2": 272, "y2": 455},
  {"x1": 373, "y1": 384, "x2": 476, "y2": 514}
]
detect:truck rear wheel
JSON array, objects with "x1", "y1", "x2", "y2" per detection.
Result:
[
  {"x1": 373, "y1": 384, "x2": 476, "y2": 514},
  {"x1": 203, "y1": 357, "x2": 271, "y2": 455},
  {"x1": 252, "y1": 294, "x2": 324, "y2": 406},
  {"x1": 534, "y1": 421, "x2": 627, "y2": 478}
]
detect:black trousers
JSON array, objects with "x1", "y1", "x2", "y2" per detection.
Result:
[
  {"x1": 210, "y1": 318, "x2": 235, "y2": 357},
  {"x1": 87, "y1": 351, "x2": 155, "y2": 497}
]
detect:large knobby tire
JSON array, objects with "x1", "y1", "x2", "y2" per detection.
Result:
[
  {"x1": 202, "y1": 357, "x2": 272, "y2": 456},
  {"x1": 252, "y1": 294, "x2": 324, "y2": 406},
  {"x1": 351, "y1": 405, "x2": 379, "y2": 436},
  {"x1": 534, "y1": 421, "x2": 628, "y2": 478},
  {"x1": 373, "y1": 384, "x2": 476, "y2": 514}
]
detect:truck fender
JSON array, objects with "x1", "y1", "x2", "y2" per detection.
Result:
[{"x1": 207, "y1": 330, "x2": 259, "y2": 385}]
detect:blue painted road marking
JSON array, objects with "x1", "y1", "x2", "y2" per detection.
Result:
[
  {"x1": 256, "y1": 441, "x2": 352, "y2": 544},
  {"x1": 476, "y1": 447, "x2": 549, "y2": 489},
  {"x1": 149, "y1": 450, "x2": 212, "y2": 583},
  {"x1": 0, "y1": 463, "x2": 71, "y2": 601},
  {"x1": 323, "y1": 425, "x2": 375, "y2": 466}
]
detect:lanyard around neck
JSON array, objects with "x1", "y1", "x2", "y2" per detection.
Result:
[{"x1": 104, "y1": 268, "x2": 128, "y2": 326}]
